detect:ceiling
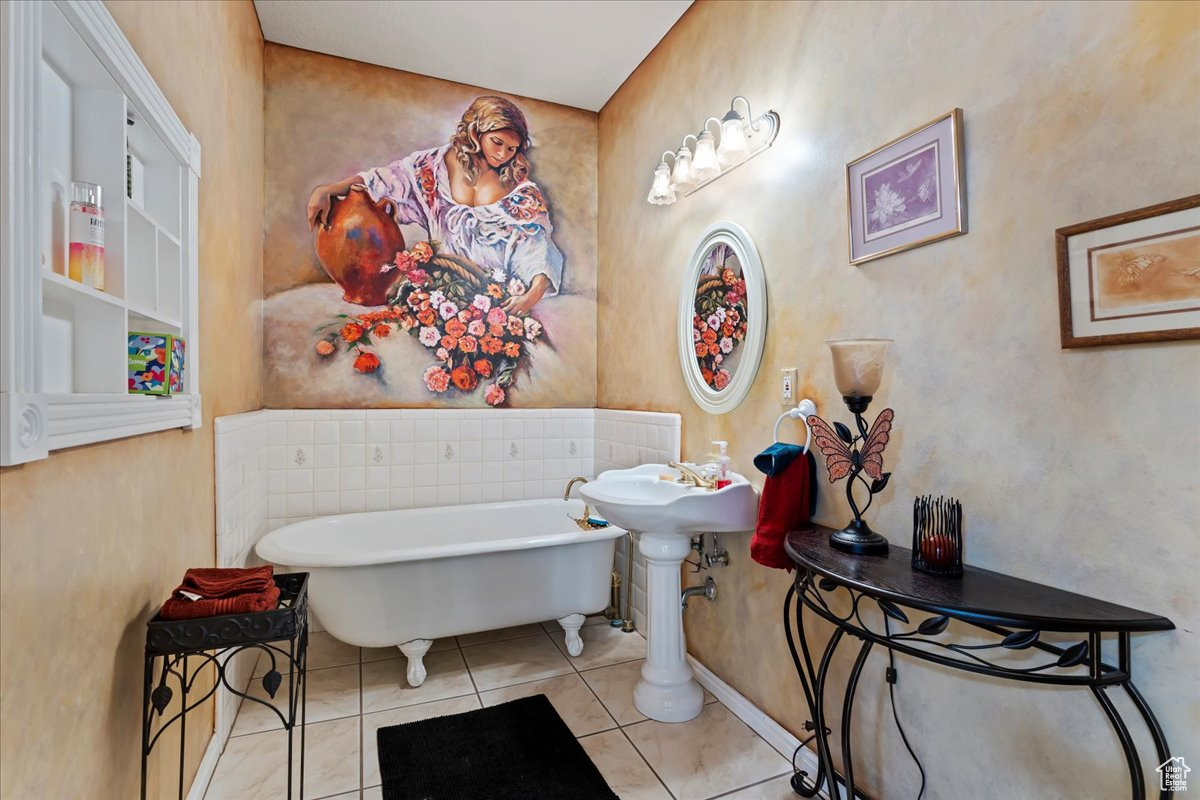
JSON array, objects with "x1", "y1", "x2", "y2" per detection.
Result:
[{"x1": 253, "y1": 0, "x2": 693, "y2": 112}]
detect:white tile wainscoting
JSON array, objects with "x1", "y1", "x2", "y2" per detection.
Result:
[
  {"x1": 212, "y1": 410, "x2": 270, "y2": 748},
  {"x1": 215, "y1": 407, "x2": 680, "y2": 636}
]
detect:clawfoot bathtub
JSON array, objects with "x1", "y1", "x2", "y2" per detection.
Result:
[{"x1": 256, "y1": 498, "x2": 626, "y2": 686}]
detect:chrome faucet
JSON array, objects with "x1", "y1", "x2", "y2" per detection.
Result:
[
  {"x1": 668, "y1": 461, "x2": 717, "y2": 490},
  {"x1": 564, "y1": 476, "x2": 605, "y2": 530}
]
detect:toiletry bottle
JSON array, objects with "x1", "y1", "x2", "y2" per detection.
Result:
[
  {"x1": 68, "y1": 181, "x2": 104, "y2": 289},
  {"x1": 713, "y1": 440, "x2": 731, "y2": 489}
]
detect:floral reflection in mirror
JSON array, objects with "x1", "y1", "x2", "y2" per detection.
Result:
[
  {"x1": 678, "y1": 222, "x2": 766, "y2": 414},
  {"x1": 693, "y1": 244, "x2": 748, "y2": 392}
]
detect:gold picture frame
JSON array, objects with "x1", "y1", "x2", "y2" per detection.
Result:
[
  {"x1": 1055, "y1": 194, "x2": 1200, "y2": 348},
  {"x1": 846, "y1": 109, "x2": 967, "y2": 265}
]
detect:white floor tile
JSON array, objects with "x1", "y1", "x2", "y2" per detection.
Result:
[
  {"x1": 720, "y1": 773, "x2": 805, "y2": 798},
  {"x1": 205, "y1": 716, "x2": 358, "y2": 800},
  {"x1": 253, "y1": 631, "x2": 358, "y2": 676},
  {"x1": 577, "y1": 729, "x2": 673, "y2": 800},
  {"x1": 622, "y1": 703, "x2": 791, "y2": 800},
  {"x1": 455, "y1": 622, "x2": 546, "y2": 647},
  {"x1": 551, "y1": 624, "x2": 646, "y2": 670},
  {"x1": 361, "y1": 650, "x2": 475, "y2": 713},
  {"x1": 461, "y1": 634, "x2": 575, "y2": 691},
  {"x1": 479, "y1": 673, "x2": 617, "y2": 737},
  {"x1": 233, "y1": 663, "x2": 359, "y2": 735},
  {"x1": 361, "y1": 695, "x2": 483, "y2": 788}
]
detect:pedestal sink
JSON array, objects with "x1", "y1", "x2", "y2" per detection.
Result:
[{"x1": 579, "y1": 464, "x2": 758, "y2": 722}]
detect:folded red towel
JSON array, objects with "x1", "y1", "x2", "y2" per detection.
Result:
[
  {"x1": 750, "y1": 452, "x2": 816, "y2": 570},
  {"x1": 159, "y1": 583, "x2": 281, "y2": 621},
  {"x1": 180, "y1": 565, "x2": 274, "y2": 599}
]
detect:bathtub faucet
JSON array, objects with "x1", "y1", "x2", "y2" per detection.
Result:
[{"x1": 564, "y1": 476, "x2": 602, "y2": 531}]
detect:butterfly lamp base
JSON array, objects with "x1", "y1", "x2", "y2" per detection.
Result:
[{"x1": 830, "y1": 518, "x2": 890, "y2": 555}]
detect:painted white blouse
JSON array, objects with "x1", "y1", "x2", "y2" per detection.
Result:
[{"x1": 358, "y1": 145, "x2": 563, "y2": 295}]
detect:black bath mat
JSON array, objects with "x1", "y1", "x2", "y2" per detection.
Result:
[{"x1": 376, "y1": 693, "x2": 618, "y2": 800}]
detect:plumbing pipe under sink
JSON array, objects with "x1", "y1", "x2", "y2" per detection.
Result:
[{"x1": 681, "y1": 576, "x2": 716, "y2": 609}]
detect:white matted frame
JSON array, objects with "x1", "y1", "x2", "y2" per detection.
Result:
[
  {"x1": 677, "y1": 222, "x2": 767, "y2": 415},
  {"x1": 1, "y1": 0, "x2": 201, "y2": 466}
]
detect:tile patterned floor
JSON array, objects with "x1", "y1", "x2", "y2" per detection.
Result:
[{"x1": 205, "y1": 617, "x2": 797, "y2": 799}]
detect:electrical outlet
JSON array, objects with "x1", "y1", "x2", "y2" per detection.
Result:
[{"x1": 781, "y1": 368, "x2": 797, "y2": 405}]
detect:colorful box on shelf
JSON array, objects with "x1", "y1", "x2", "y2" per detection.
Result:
[{"x1": 128, "y1": 333, "x2": 185, "y2": 395}]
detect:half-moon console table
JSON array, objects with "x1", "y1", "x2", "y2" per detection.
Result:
[{"x1": 783, "y1": 528, "x2": 1175, "y2": 800}]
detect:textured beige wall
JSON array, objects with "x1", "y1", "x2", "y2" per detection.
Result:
[
  {"x1": 262, "y1": 45, "x2": 598, "y2": 408},
  {"x1": 0, "y1": 2, "x2": 264, "y2": 797},
  {"x1": 598, "y1": 1, "x2": 1200, "y2": 797}
]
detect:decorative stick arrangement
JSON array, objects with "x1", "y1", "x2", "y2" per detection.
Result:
[{"x1": 911, "y1": 495, "x2": 963, "y2": 577}]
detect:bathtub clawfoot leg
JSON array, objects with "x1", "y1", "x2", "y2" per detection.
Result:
[
  {"x1": 398, "y1": 639, "x2": 433, "y2": 687},
  {"x1": 557, "y1": 614, "x2": 586, "y2": 657}
]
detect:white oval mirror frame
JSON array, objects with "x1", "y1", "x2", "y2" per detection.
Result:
[{"x1": 677, "y1": 221, "x2": 767, "y2": 414}]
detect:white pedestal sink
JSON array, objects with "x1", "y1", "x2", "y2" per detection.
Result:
[{"x1": 579, "y1": 464, "x2": 758, "y2": 723}]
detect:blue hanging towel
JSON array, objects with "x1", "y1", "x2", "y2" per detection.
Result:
[{"x1": 754, "y1": 442, "x2": 804, "y2": 478}]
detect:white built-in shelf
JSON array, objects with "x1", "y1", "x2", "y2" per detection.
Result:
[{"x1": 1, "y1": 0, "x2": 202, "y2": 465}]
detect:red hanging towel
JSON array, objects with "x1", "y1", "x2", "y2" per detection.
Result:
[{"x1": 750, "y1": 445, "x2": 816, "y2": 570}]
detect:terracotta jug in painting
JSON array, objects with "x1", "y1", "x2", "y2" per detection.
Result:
[{"x1": 314, "y1": 187, "x2": 405, "y2": 306}]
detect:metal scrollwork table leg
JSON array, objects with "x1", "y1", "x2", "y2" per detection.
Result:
[{"x1": 785, "y1": 572, "x2": 1176, "y2": 800}]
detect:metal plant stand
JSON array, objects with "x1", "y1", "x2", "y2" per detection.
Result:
[
  {"x1": 141, "y1": 572, "x2": 310, "y2": 800},
  {"x1": 783, "y1": 529, "x2": 1175, "y2": 800}
]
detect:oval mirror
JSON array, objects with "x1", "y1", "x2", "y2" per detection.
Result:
[{"x1": 677, "y1": 222, "x2": 767, "y2": 414}]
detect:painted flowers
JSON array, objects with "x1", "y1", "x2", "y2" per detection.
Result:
[
  {"x1": 315, "y1": 241, "x2": 543, "y2": 405},
  {"x1": 692, "y1": 267, "x2": 748, "y2": 391}
]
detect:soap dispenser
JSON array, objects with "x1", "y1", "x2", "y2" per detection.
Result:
[{"x1": 712, "y1": 440, "x2": 731, "y2": 489}]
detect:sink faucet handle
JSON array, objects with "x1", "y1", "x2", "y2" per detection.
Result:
[{"x1": 668, "y1": 461, "x2": 716, "y2": 490}]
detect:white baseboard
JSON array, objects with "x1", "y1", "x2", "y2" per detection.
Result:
[
  {"x1": 688, "y1": 654, "x2": 833, "y2": 800},
  {"x1": 186, "y1": 731, "x2": 222, "y2": 800}
]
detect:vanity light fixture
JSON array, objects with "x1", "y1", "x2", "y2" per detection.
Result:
[
  {"x1": 671, "y1": 143, "x2": 694, "y2": 187},
  {"x1": 646, "y1": 161, "x2": 677, "y2": 205},
  {"x1": 645, "y1": 96, "x2": 780, "y2": 205},
  {"x1": 690, "y1": 129, "x2": 721, "y2": 182}
]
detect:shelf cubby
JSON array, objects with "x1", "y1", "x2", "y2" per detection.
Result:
[{"x1": 2, "y1": 0, "x2": 203, "y2": 465}]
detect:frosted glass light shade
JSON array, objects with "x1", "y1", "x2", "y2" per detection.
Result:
[
  {"x1": 717, "y1": 113, "x2": 750, "y2": 166},
  {"x1": 671, "y1": 145, "x2": 693, "y2": 186},
  {"x1": 691, "y1": 130, "x2": 720, "y2": 181},
  {"x1": 647, "y1": 163, "x2": 676, "y2": 205},
  {"x1": 827, "y1": 338, "x2": 892, "y2": 397}
]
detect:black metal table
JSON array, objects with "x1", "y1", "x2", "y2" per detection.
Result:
[
  {"x1": 783, "y1": 528, "x2": 1175, "y2": 800},
  {"x1": 141, "y1": 572, "x2": 310, "y2": 800}
]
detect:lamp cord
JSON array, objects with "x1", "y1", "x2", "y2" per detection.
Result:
[{"x1": 884, "y1": 616, "x2": 927, "y2": 800}]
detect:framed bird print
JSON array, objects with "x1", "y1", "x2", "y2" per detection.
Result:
[
  {"x1": 846, "y1": 109, "x2": 966, "y2": 265},
  {"x1": 1055, "y1": 194, "x2": 1200, "y2": 348}
]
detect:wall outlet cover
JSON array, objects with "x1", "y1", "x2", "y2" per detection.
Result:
[{"x1": 781, "y1": 368, "x2": 797, "y2": 405}]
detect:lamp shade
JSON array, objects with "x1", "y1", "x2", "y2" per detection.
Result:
[
  {"x1": 671, "y1": 145, "x2": 693, "y2": 187},
  {"x1": 826, "y1": 338, "x2": 892, "y2": 397},
  {"x1": 717, "y1": 111, "x2": 750, "y2": 166},
  {"x1": 691, "y1": 130, "x2": 721, "y2": 181},
  {"x1": 646, "y1": 163, "x2": 676, "y2": 205}
]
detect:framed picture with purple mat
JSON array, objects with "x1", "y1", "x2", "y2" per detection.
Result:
[
  {"x1": 847, "y1": 108, "x2": 967, "y2": 265},
  {"x1": 376, "y1": 694, "x2": 617, "y2": 800}
]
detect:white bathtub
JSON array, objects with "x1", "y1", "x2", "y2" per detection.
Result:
[{"x1": 255, "y1": 498, "x2": 626, "y2": 686}]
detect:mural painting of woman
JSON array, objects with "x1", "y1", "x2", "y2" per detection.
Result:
[{"x1": 306, "y1": 95, "x2": 563, "y2": 316}]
